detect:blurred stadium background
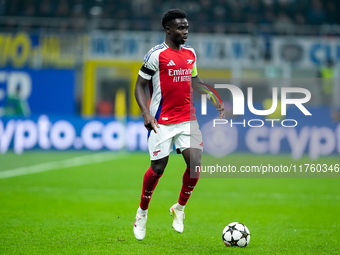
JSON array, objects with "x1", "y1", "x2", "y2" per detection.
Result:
[
  {"x1": 0, "y1": 0, "x2": 339, "y2": 158},
  {"x1": 1, "y1": 1, "x2": 340, "y2": 254}
]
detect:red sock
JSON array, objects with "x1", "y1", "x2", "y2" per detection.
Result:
[
  {"x1": 178, "y1": 167, "x2": 200, "y2": 206},
  {"x1": 140, "y1": 167, "x2": 163, "y2": 210}
]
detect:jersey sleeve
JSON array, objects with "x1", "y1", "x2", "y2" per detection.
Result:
[
  {"x1": 192, "y1": 65, "x2": 198, "y2": 77},
  {"x1": 191, "y1": 48, "x2": 198, "y2": 77},
  {"x1": 138, "y1": 48, "x2": 159, "y2": 80}
]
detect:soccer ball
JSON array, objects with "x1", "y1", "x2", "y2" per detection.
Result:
[{"x1": 222, "y1": 222, "x2": 250, "y2": 247}]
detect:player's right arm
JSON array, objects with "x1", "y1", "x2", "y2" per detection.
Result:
[
  {"x1": 134, "y1": 75, "x2": 160, "y2": 133},
  {"x1": 136, "y1": 45, "x2": 162, "y2": 133}
]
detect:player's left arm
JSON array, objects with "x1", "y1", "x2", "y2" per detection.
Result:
[{"x1": 192, "y1": 75, "x2": 225, "y2": 119}]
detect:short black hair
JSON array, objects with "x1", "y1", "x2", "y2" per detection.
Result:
[{"x1": 161, "y1": 9, "x2": 187, "y2": 29}]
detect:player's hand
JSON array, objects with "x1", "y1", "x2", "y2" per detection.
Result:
[
  {"x1": 143, "y1": 113, "x2": 160, "y2": 133},
  {"x1": 216, "y1": 103, "x2": 225, "y2": 119}
]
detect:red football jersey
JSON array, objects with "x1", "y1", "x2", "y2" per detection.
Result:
[{"x1": 139, "y1": 42, "x2": 198, "y2": 125}]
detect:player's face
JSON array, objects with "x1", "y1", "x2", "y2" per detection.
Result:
[{"x1": 168, "y1": 18, "x2": 189, "y2": 45}]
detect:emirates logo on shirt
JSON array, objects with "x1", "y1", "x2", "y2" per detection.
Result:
[{"x1": 168, "y1": 68, "x2": 192, "y2": 82}]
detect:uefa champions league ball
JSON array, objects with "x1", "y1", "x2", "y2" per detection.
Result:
[{"x1": 222, "y1": 222, "x2": 251, "y2": 247}]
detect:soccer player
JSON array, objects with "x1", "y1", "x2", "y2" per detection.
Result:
[{"x1": 133, "y1": 8, "x2": 224, "y2": 240}]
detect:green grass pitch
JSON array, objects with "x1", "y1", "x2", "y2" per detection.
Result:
[{"x1": 0, "y1": 151, "x2": 339, "y2": 254}]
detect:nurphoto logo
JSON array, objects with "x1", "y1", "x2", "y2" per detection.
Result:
[{"x1": 200, "y1": 84, "x2": 312, "y2": 128}]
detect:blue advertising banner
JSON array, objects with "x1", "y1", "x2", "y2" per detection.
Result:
[
  {"x1": 0, "y1": 108, "x2": 339, "y2": 159},
  {"x1": 197, "y1": 102, "x2": 340, "y2": 160},
  {"x1": 0, "y1": 115, "x2": 147, "y2": 154},
  {"x1": 0, "y1": 68, "x2": 75, "y2": 115}
]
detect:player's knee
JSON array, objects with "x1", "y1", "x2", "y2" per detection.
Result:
[
  {"x1": 183, "y1": 148, "x2": 201, "y2": 169},
  {"x1": 151, "y1": 157, "x2": 168, "y2": 175},
  {"x1": 189, "y1": 160, "x2": 201, "y2": 170},
  {"x1": 150, "y1": 161, "x2": 166, "y2": 175},
  {"x1": 151, "y1": 166, "x2": 164, "y2": 175},
  {"x1": 151, "y1": 165, "x2": 165, "y2": 175},
  {"x1": 189, "y1": 154, "x2": 201, "y2": 169}
]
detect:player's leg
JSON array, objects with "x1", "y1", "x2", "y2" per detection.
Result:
[
  {"x1": 170, "y1": 121, "x2": 203, "y2": 233},
  {"x1": 134, "y1": 125, "x2": 173, "y2": 240},
  {"x1": 180, "y1": 147, "x2": 201, "y2": 205},
  {"x1": 140, "y1": 156, "x2": 169, "y2": 210},
  {"x1": 179, "y1": 148, "x2": 202, "y2": 207},
  {"x1": 175, "y1": 121, "x2": 203, "y2": 207},
  {"x1": 134, "y1": 156, "x2": 169, "y2": 240},
  {"x1": 169, "y1": 148, "x2": 201, "y2": 233},
  {"x1": 140, "y1": 127, "x2": 172, "y2": 209}
]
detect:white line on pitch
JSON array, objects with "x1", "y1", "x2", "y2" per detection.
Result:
[{"x1": 0, "y1": 152, "x2": 126, "y2": 179}]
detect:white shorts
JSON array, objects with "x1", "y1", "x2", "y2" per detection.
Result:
[{"x1": 148, "y1": 121, "x2": 203, "y2": 160}]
